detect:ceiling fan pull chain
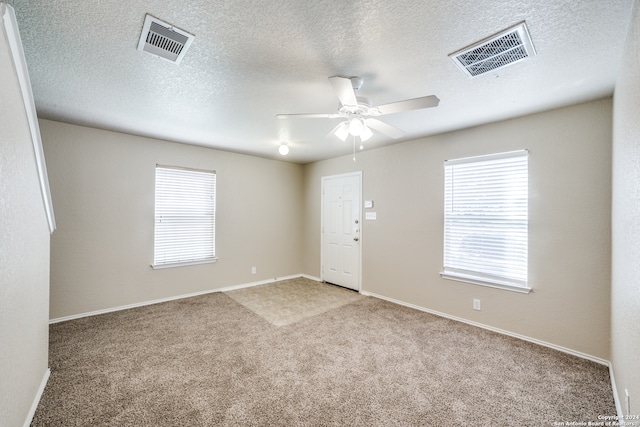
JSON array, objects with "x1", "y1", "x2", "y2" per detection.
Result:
[{"x1": 352, "y1": 135, "x2": 356, "y2": 162}]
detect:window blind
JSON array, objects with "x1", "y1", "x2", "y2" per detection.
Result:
[
  {"x1": 154, "y1": 166, "x2": 216, "y2": 267},
  {"x1": 442, "y1": 150, "x2": 528, "y2": 291}
]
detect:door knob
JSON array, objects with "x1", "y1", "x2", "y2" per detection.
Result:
[{"x1": 353, "y1": 236, "x2": 359, "y2": 242}]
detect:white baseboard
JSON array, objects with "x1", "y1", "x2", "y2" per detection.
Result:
[
  {"x1": 23, "y1": 367, "x2": 50, "y2": 427},
  {"x1": 360, "y1": 290, "x2": 610, "y2": 366},
  {"x1": 609, "y1": 363, "x2": 623, "y2": 418},
  {"x1": 49, "y1": 273, "x2": 308, "y2": 324}
]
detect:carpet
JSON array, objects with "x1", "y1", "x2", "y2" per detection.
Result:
[{"x1": 31, "y1": 278, "x2": 615, "y2": 426}]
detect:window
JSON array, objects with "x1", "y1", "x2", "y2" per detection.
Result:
[
  {"x1": 153, "y1": 165, "x2": 216, "y2": 268},
  {"x1": 441, "y1": 150, "x2": 529, "y2": 292}
]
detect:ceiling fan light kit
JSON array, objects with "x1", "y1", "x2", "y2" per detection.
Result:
[
  {"x1": 359, "y1": 124, "x2": 373, "y2": 141},
  {"x1": 348, "y1": 118, "x2": 364, "y2": 137},
  {"x1": 276, "y1": 75, "x2": 439, "y2": 153},
  {"x1": 334, "y1": 122, "x2": 350, "y2": 141}
]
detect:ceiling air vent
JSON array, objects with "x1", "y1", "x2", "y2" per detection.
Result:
[
  {"x1": 137, "y1": 14, "x2": 194, "y2": 64},
  {"x1": 449, "y1": 22, "x2": 536, "y2": 78}
]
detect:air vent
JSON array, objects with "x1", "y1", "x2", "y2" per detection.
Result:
[
  {"x1": 450, "y1": 22, "x2": 536, "y2": 78},
  {"x1": 137, "y1": 15, "x2": 194, "y2": 64}
]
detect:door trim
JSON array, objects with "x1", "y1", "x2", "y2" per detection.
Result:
[{"x1": 320, "y1": 171, "x2": 362, "y2": 292}]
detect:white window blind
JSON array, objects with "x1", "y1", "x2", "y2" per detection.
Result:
[
  {"x1": 153, "y1": 165, "x2": 216, "y2": 268},
  {"x1": 442, "y1": 150, "x2": 529, "y2": 292}
]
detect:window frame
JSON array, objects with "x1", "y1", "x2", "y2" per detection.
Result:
[
  {"x1": 440, "y1": 150, "x2": 530, "y2": 293},
  {"x1": 152, "y1": 165, "x2": 217, "y2": 269}
]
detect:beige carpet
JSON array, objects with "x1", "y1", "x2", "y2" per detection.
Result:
[
  {"x1": 225, "y1": 278, "x2": 363, "y2": 326},
  {"x1": 32, "y1": 278, "x2": 615, "y2": 426}
]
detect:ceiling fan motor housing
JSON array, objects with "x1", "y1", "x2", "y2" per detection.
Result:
[
  {"x1": 350, "y1": 76, "x2": 363, "y2": 92},
  {"x1": 339, "y1": 96, "x2": 373, "y2": 116}
]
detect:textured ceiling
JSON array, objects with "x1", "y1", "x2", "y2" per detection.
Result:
[{"x1": 9, "y1": 0, "x2": 634, "y2": 163}]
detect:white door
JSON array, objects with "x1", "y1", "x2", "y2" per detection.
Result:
[{"x1": 321, "y1": 172, "x2": 361, "y2": 291}]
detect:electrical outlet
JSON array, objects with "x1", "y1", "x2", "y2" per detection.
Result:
[
  {"x1": 473, "y1": 299, "x2": 481, "y2": 311},
  {"x1": 251, "y1": 266, "x2": 256, "y2": 275}
]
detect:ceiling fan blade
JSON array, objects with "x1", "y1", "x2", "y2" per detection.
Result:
[
  {"x1": 364, "y1": 118, "x2": 406, "y2": 139},
  {"x1": 375, "y1": 95, "x2": 440, "y2": 115},
  {"x1": 276, "y1": 113, "x2": 341, "y2": 119},
  {"x1": 328, "y1": 76, "x2": 358, "y2": 107}
]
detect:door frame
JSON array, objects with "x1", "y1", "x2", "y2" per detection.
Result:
[{"x1": 320, "y1": 171, "x2": 363, "y2": 292}]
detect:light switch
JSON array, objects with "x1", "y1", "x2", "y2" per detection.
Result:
[
  {"x1": 365, "y1": 212, "x2": 377, "y2": 220},
  {"x1": 364, "y1": 200, "x2": 374, "y2": 209}
]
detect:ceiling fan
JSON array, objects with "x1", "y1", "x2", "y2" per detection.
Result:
[{"x1": 276, "y1": 76, "x2": 440, "y2": 142}]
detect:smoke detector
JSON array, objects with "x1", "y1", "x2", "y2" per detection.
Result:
[
  {"x1": 137, "y1": 15, "x2": 194, "y2": 64},
  {"x1": 450, "y1": 22, "x2": 536, "y2": 78}
]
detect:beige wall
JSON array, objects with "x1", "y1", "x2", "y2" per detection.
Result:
[
  {"x1": 43, "y1": 99, "x2": 613, "y2": 360},
  {"x1": 611, "y1": 0, "x2": 640, "y2": 415},
  {"x1": 303, "y1": 99, "x2": 612, "y2": 360},
  {"x1": 0, "y1": 15, "x2": 51, "y2": 427},
  {"x1": 42, "y1": 120, "x2": 304, "y2": 319}
]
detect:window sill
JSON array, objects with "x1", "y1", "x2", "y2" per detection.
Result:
[
  {"x1": 440, "y1": 271, "x2": 532, "y2": 294},
  {"x1": 152, "y1": 258, "x2": 218, "y2": 269}
]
